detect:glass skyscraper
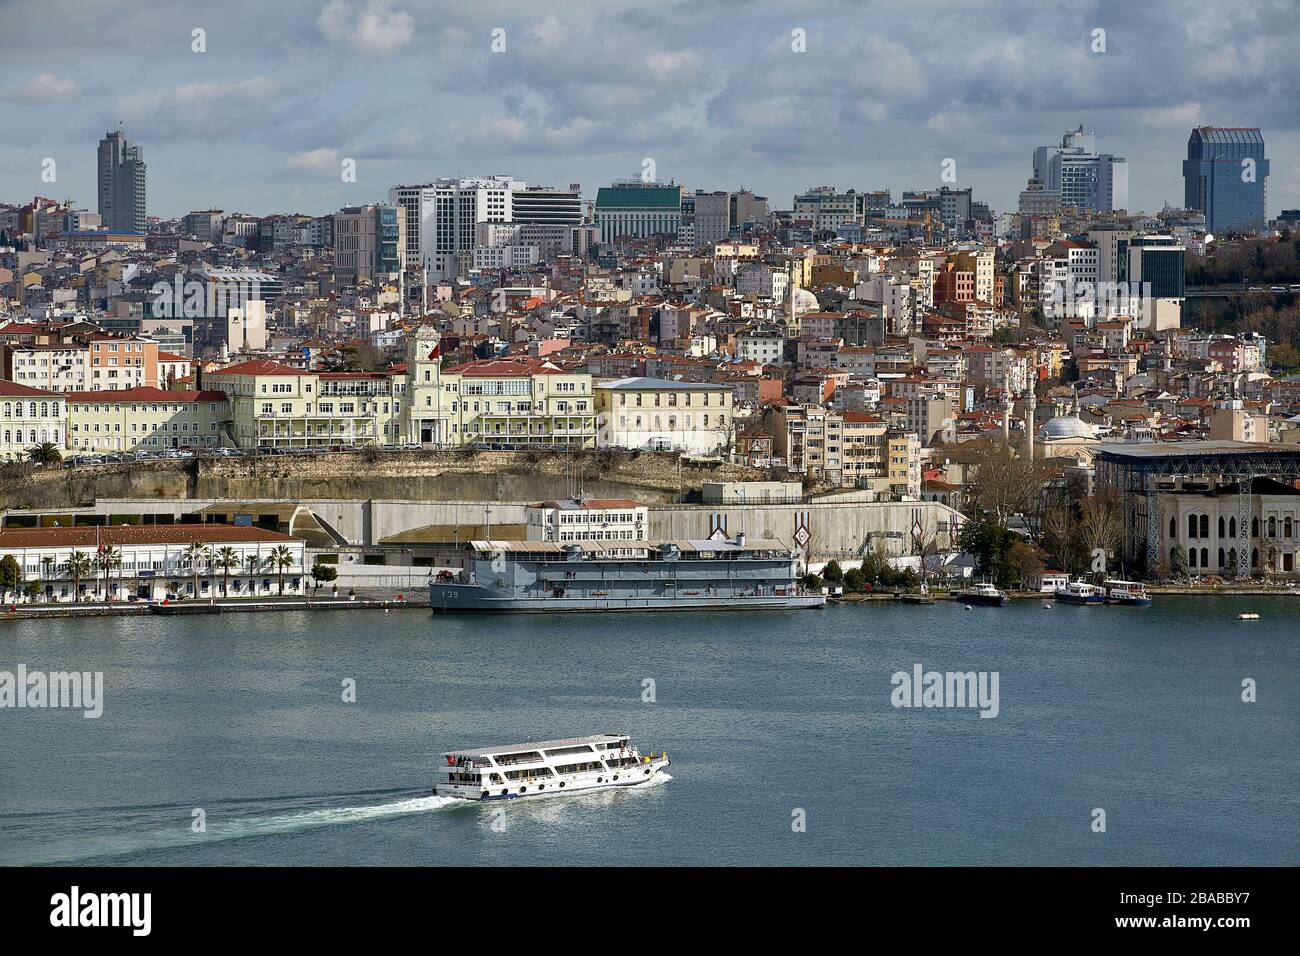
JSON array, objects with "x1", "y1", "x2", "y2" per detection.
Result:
[{"x1": 1182, "y1": 127, "x2": 1269, "y2": 234}]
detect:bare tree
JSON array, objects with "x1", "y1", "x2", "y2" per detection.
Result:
[
  {"x1": 1078, "y1": 491, "x2": 1124, "y2": 575},
  {"x1": 1041, "y1": 503, "x2": 1082, "y2": 574},
  {"x1": 961, "y1": 438, "x2": 1050, "y2": 525}
]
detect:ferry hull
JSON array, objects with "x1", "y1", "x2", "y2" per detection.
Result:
[
  {"x1": 1106, "y1": 595, "x2": 1152, "y2": 607},
  {"x1": 436, "y1": 759, "x2": 670, "y2": 801},
  {"x1": 1054, "y1": 591, "x2": 1105, "y2": 605},
  {"x1": 957, "y1": 592, "x2": 1006, "y2": 607},
  {"x1": 429, "y1": 582, "x2": 824, "y2": 612}
]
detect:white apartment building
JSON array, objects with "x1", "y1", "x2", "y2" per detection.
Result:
[
  {"x1": 3, "y1": 343, "x2": 89, "y2": 391},
  {"x1": 525, "y1": 498, "x2": 648, "y2": 542},
  {"x1": 736, "y1": 325, "x2": 786, "y2": 366}
]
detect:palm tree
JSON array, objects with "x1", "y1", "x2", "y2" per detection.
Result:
[
  {"x1": 26, "y1": 441, "x2": 62, "y2": 468},
  {"x1": 40, "y1": 556, "x2": 55, "y2": 601},
  {"x1": 268, "y1": 545, "x2": 296, "y2": 595},
  {"x1": 245, "y1": 554, "x2": 261, "y2": 594},
  {"x1": 183, "y1": 541, "x2": 209, "y2": 599},
  {"x1": 97, "y1": 545, "x2": 122, "y2": 601},
  {"x1": 213, "y1": 546, "x2": 239, "y2": 598},
  {"x1": 67, "y1": 550, "x2": 92, "y2": 602}
]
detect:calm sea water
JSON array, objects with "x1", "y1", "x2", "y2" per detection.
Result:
[{"x1": 1, "y1": 598, "x2": 1296, "y2": 866}]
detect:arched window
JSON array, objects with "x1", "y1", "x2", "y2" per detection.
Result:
[
  {"x1": 1229, "y1": 517, "x2": 1237, "y2": 539},
  {"x1": 1228, "y1": 548, "x2": 1237, "y2": 570},
  {"x1": 1170, "y1": 548, "x2": 1178, "y2": 566},
  {"x1": 1188, "y1": 514, "x2": 1198, "y2": 539},
  {"x1": 1252, "y1": 547, "x2": 1259, "y2": 568},
  {"x1": 1201, "y1": 548, "x2": 1209, "y2": 568},
  {"x1": 1169, "y1": 516, "x2": 1177, "y2": 539},
  {"x1": 1188, "y1": 549, "x2": 1197, "y2": 568},
  {"x1": 1200, "y1": 515, "x2": 1209, "y2": 538},
  {"x1": 1218, "y1": 547, "x2": 1225, "y2": 568},
  {"x1": 1287, "y1": 518, "x2": 1294, "y2": 539},
  {"x1": 1218, "y1": 516, "x2": 1225, "y2": 538},
  {"x1": 1268, "y1": 517, "x2": 1277, "y2": 537},
  {"x1": 1252, "y1": 517, "x2": 1259, "y2": 538}
]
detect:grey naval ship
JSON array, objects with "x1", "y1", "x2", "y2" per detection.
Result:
[{"x1": 428, "y1": 533, "x2": 825, "y2": 612}]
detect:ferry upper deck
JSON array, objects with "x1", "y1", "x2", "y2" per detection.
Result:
[{"x1": 443, "y1": 734, "x2": 633, "y2": 762}]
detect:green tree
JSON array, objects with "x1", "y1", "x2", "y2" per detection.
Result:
[
  {"x1": 1169, "y1": 544, "x2": 1190, "y2": 583},
  {"x1": 26, "y1": 442, "x2": 62, "y2": 468},
  {"x1": 96, "y1": 545, "x2": 122, "y2": 601},
  {"x1": 213, "y1": 546, "x2": 239, "y2": 597},
  {"x1": 843, "y1": 567, "x2": 866, "y2": 593},
  {"x1": 959, "y1": 514, "x2": 1018, "y2": 583},
  {"x1": 799, "y1": 572, "x2": 823, "y2": 592},
  {"x1": 183, "y1": 541, "x2": 210, "y2": 598},
  {"x1": 311, "y1": 562, "x2": 338, "y2": 587},
  {"x1": 821, "y1": 560, "x2": 844, "y2": 584},
  {"x1": 24, "y1": 580, "x2": 42, "y2": 603},
  {"x1": 0, "y1": 555, "x2": 22, "y2": 601},
  {"x1": 268, "y1": 545, "x2": 296, "y2": 595},
  {"x1": 66, "y1": 550, "x2": 92, "y2": 602}
]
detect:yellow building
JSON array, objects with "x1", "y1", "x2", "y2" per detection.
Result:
[
  {"x1": 1, "y1": 381, "x2": 66, "y2": 461},
  {"x1": 65, "y1": 386, "x2": 230, "y2": 454},
  {"x1": 439, "y1": 358, "x2": 596, "y2": 447},
  {"x1": 593, "y1": 377, "x2": 733, "y2": 454},
  {"x1": 204, "y1": 360, "x2": 401, "y2": 451}
]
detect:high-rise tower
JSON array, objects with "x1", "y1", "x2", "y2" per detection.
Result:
[{"x1": 97, "y1": 129, "x2": 147, "y2": 233}]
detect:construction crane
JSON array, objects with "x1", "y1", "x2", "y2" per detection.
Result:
[{"x1": 862, "y1": 211, "x2": 938, "y2": 245}]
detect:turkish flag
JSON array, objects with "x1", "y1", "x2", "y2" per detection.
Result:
[{"x1": 428, "y1": 344, "x2": 441, "y2": 360}]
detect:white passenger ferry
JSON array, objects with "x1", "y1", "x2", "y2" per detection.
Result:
[{"x1": 433, "y1": 734, "x2": 670, "y2": 801}]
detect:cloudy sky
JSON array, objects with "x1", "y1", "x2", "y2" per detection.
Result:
[{"x1": 2, "y1": 0, "x2": 1297, "y2": 220}]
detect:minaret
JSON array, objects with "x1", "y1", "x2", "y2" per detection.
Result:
[
  {"x1": 1001, "y1": 366, "x2": 1012, "y2": 442},
  {"x1": 1025, "y1": 379, "x2": 1037, "y2": 461}
]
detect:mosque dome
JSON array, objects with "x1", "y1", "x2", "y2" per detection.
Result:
[
  {"x1": 1037, "y1": 415, "x2": 1097, "y2": 441},
  {"x1": 790, "y1": 287, "x2": 819, "y2": 315}
]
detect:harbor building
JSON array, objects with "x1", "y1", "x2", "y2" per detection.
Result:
[
  {"x1": 526, "y1": 499, "x2": 648, "y2": 542},
  {"x1": 0, "y1": 525, "x2": 306, "y2": 603}
]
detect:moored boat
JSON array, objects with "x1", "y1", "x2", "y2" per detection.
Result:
[
  {"x1": 1103, "y1": 579, "x2": 1152, "y2": 607},
  {"x1": 1054, "y1": 580, "x2": 1105, "y2": 605},
  {"x1": 433, "y1": 734, "x2": 669, "y2": 801},
  {"x1": 429, "y1": 535, "x2": 825, "y2": 612},
  {"x1": 955, "y1": 582, "x2": 1006, "y2": 606}
]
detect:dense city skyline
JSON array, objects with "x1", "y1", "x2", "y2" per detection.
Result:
[{"x1": 2, "y1": 0, "x2": 1298, "y2": 218}]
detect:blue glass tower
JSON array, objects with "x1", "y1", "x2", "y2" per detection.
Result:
[{"x1": 1182, "y1": 127, "x2": 1269, "y2": 234}]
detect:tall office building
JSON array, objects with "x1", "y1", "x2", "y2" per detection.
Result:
[
  {"x1": 511, "y1": 185, "x2": 582, "y2": 227},
  {"x1": 1032, "y1": 127, "x2": 1127, "y2": 213},
  {"x1": 425, "y1": 176, "x2": 523, "y2": 280},
  {"x1": 388, "y1": 183, "x2": 434, "y2": 271},
  {"x1": 691, "y1": 190, "x2": 732, "y2": 247},
  {"x1": 593, "y1": 181, "x2": 683, "y2": 242},
  {"x1": 1182, "y1": 127, "x2": 1269, "y2": 234},
  {"x1": 332, "y1": 204, "x2": 403, "y2": 282},
  {"x1": 97, "y1": 129, "x2": 147, "y2": 233}
]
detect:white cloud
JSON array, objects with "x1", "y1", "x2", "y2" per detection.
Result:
[
  {"x1": 318, "y1": 0, "x2": 413, "y2": 56},
  {"x1": 1140, "y1": 102, "x2": 1204, "y2": 128},
  {"x1": 286, "y1": 147, "x2": 342, "y2": 175},
  {"x1": 13, "y1": 72, "x2": 78, "y2": 100}
]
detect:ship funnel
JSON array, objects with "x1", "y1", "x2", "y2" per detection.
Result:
[{"x1": 735, "y1": 532, "x2": 747, "y2": 548}]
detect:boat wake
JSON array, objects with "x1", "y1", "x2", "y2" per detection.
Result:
[
  {"x1": 2, "y1": 774, "x2": 674, "y2": 865},
  {"x1": 0, "y1": 789, "x2": 462, "y2": 866}
]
